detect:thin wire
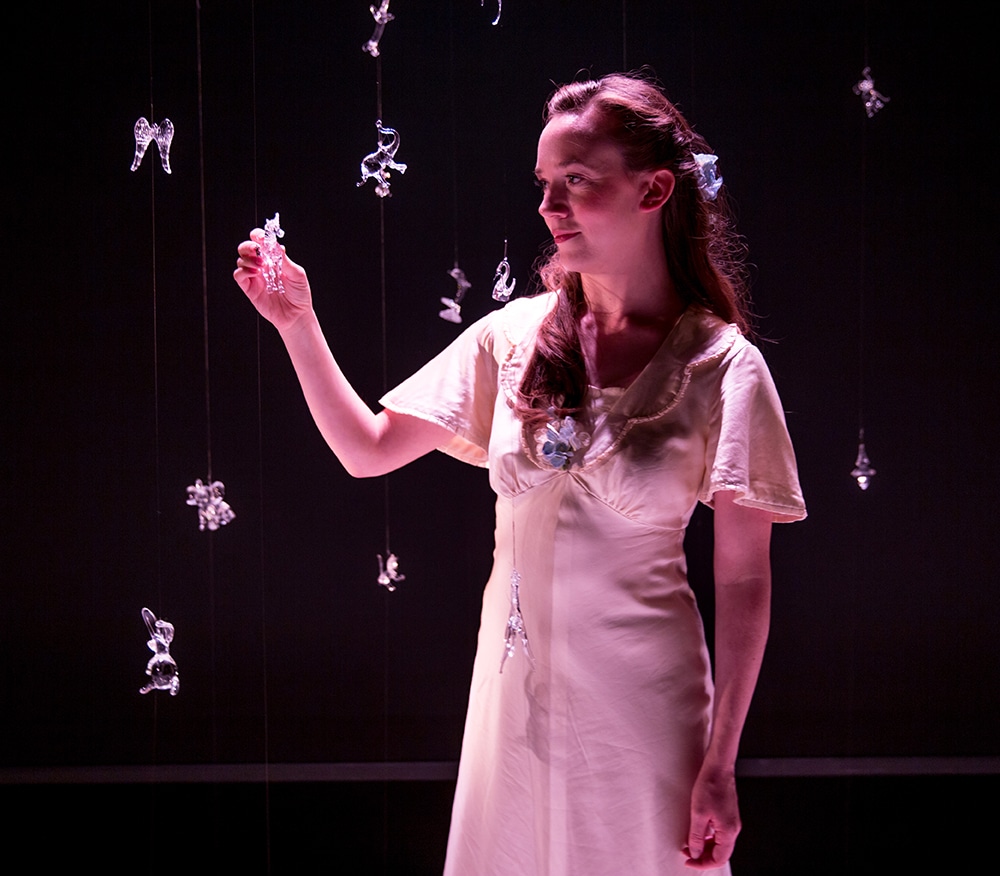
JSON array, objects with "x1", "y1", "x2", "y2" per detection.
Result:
[
  {"x1": 144, "y1": 3, "x2": 163, "y2": 871},
  {"x1": 375, "y1": 49, "x2": 392, "y2": 875},
  {"x1": 248, "y1": 0, "x2": 273, "y2": 869}
]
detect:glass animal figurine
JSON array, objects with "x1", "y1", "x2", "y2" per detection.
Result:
[
  {"x1": 440, "y1": 263, "x2": 472, "y2": 323},
  {"x1": 492, "y1": 241, "x2": 516, "y2": 302},
  {"x1": 377, "y1": 552, "x2": 406, "y2": 591},
  {"x1": 185, "y1": 478, "x2": 235, "y2": 531},
  {"x1": 357, "y1": 120, "x2": 407, "y2": 198},
  {"x1": 260, "y1": 213, "x2": 286, "y2": 294},
  {"x1": 853, "y1": 67, "x2": 890, "y2": 118},
  {"x1": 500, "y1": 568, "x2": 534, "y2": 673},
  {"x1": 363, "y1": 1, "x2": 394, "y2": 57},
  {"x1": 139, "y1": 607, "x2": 179, "y2": 696}
]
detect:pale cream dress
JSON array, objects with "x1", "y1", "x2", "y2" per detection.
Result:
[{"x1": 381, "y1": 292, "x2": 805, "y2": 876}]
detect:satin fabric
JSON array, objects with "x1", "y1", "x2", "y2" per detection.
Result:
[{"x1": 382, "y1": 293, "x2": 805, "y2": 875}]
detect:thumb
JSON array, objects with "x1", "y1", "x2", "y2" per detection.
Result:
[{"x1": 686, "y1": 817, "x2": 708, "y2": 861}]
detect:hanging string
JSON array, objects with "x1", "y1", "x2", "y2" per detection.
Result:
[
  {"x1": 142, "y1": 2, "x2": 165, "y2": 864},
  {"x1": 373, "y1": 48, "x2": 393, "y2": 873},
  {"x1": 247, "y1": 0, "x2": 273, "y2": 869}
]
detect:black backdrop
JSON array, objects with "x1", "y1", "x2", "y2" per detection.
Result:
[{"x1": 2, "y1": 0, "x2": 997, "y2": 869}]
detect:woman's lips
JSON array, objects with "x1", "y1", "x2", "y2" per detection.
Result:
[{"x1": 552, "y1": 231, "x2": 579, "y2": 244}]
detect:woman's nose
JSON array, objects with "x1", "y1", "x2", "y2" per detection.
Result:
[{"x1": 538, "y1": 186, "x2": 567, "y2": 218}]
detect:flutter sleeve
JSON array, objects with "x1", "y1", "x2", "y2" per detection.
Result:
[
  {"x1": 379, "y1": 311, "x2": 500, "y2": 468},
  {"x1": 699, "y1": 339, "x2": 807, "y2": 522}
]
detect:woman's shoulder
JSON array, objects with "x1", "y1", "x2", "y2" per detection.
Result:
[
  {"x1": 495, "y1": 291, "x2": 559, "y2": 346},
  {"x1": 674, "y1": 306, "x2": 743, "y2": 369}
]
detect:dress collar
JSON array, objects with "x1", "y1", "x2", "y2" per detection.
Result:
[{"x1": 498, "y1": 292, "x2": 739, "y2": 471}]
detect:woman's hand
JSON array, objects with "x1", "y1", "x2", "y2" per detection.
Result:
[
  {"x1": 233, "y1": 229, "x2": 314, "y2": 335},
  {"x1": 684, "y1": 763, "x2": 741, "y2": 869}
]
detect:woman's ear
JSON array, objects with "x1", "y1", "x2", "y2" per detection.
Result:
[{"x1": 639, "y1": 169, "x2": 676, "y2": 211}]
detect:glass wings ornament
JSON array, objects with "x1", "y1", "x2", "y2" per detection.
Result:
[
  {"x1": 377, "y1": 552, "x2": 406, "y2": 592},
  {"x1": 363, "y1": 1, "x2": 394, "y2": 57},
  {"x1": 139, "y1": 607, "x2": 179, "y2": 696},
  {"x1": 440, "y1": 263, "x2": 472, "y2": 323},
  {"x1": 853, "y1": 67, "x2": 890, "y2": 118},
  {"x1": 491, "y1": 240, "x2": 516, "y2": 302},
  {"x1": 259, "y1": 213, "x2": 286, "y2": 294},
  {"x1": 186, "y1": 478, "x2": 235, "y2": 531},
  {"x1": 357, "y1": 120, "x2": 407, "y2": 198},
  {"x1": 130, "y1": 117, "x2": 174, "y2": 174}
]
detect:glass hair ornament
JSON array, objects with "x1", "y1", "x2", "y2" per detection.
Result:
[
  {"x1": 440, "y1": 263, "x2": 472, "y2": 323},
  {"x1": 693, "y1": 153, "x2": 723, "y2": 200},
  {"x1": 186, "y1": 478, "x2": 235, "y2": 531},
  {"x1": 491, "y1": 239, "x2": 516, "y2": 302},
  {"x1": 480, "y1": 0, "x2": 502, "y2": 26},
  {"x1": 851, "y1": 429, "x2": 877, "y2": 490},
  {"x1": 357, "y1": 120, "x2": 408, "y2": 198},
  {"x1": 377, "y1": 552, "x2": 406, "y2": 591},
  {"x1": 258, "y1": 213, "x2": 286, "y2": 294},
  {"x1": 130, "y1": 117, "x2": 174, "y2": 174},
  {"x1": 853, "y1": 67, "x2": 890, "y2": 118},
  {"x1": 139, "y1": 607, "x2": 179, "y2": 696},
  {"x1": 362, "y1": 0, "x2": 394, "y2": 58}
]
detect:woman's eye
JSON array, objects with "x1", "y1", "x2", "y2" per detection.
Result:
[
  {"x1": 534, "y1": 178, "x2": 548, "y2": 190},
  {"x1": 566, "y1": 174, "x2": 583, "y2": 185}
]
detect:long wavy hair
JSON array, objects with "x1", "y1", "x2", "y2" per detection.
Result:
[{"x1": 515, "y1": 73, "x2": 750, "y2": 429}]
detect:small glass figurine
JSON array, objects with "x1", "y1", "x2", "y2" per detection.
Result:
[
  {"x1": 853, "y1": 67, "x2": 890, "y2": 118},
  {"x1": 185, "y1": 478, "x2": 236, "y2": 531},
  {"x1": 357, "y1": 120, "x2": 407, "y2": 198},
  {"x1": 851, "y1": 430, "x2": 877, "y2": 490},
  {"x1": 440, "y1": 263, "x2": 472, "y2": 323},
  {"x1": 139, "y1": 607, "x2": 179, "y2": 696},
  {"x1": 377, "y1": 552, "x2": 406, "y2": 591},
  {"x1": 363, "y1": 1, "x2": 395, "y2": 57},
  {"x1": 259, "y1": 213, "x2": 286, "y2": 294},
  {"x1": 480, "y1": 0, "x2": 502, "y2": 26},
  {"x1": 491, "y1": 240, "x2": 516, "y2": 302},
  {"x1": 500, "y1": 568, "x2": 534, "y2": 673},
  {"x1": 130, "y1": 117, "x2": 174, "y2": 174}
]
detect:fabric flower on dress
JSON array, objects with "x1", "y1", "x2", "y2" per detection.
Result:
[{"x1": 538, "y1": 415, "x2": 590, "y2": 470}]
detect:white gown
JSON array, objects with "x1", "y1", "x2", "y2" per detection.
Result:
[{"x1": 382, "y1": 293, "x2": 805, "y2": 876}]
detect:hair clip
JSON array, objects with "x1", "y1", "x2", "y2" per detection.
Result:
[{"x1": 692, "y1": 153, "x2": 723, "y2": 200}]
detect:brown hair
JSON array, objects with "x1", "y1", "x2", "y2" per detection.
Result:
[{"x1": 516, "y1": 73, "x2": 750, "y2": 429}]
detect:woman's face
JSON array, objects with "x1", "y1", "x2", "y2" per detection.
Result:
[{"x1": 534, "y1": 109, "x2": 670, "y2": 277}]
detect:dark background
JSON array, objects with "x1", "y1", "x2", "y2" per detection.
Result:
[{"x1": 2, "y1": 1, "x2": 996, "y2": 872}]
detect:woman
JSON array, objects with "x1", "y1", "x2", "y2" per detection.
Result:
[{"x1": 235, "y1": 73, "x2": 805, "y2": 875}]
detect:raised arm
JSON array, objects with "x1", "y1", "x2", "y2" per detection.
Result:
[
  {"x1": 233, "y1": 231, "x2": 451, "y2": 477},
  {"x1": 685, "y1": 490, "x2": 773, "y2": 870}
]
